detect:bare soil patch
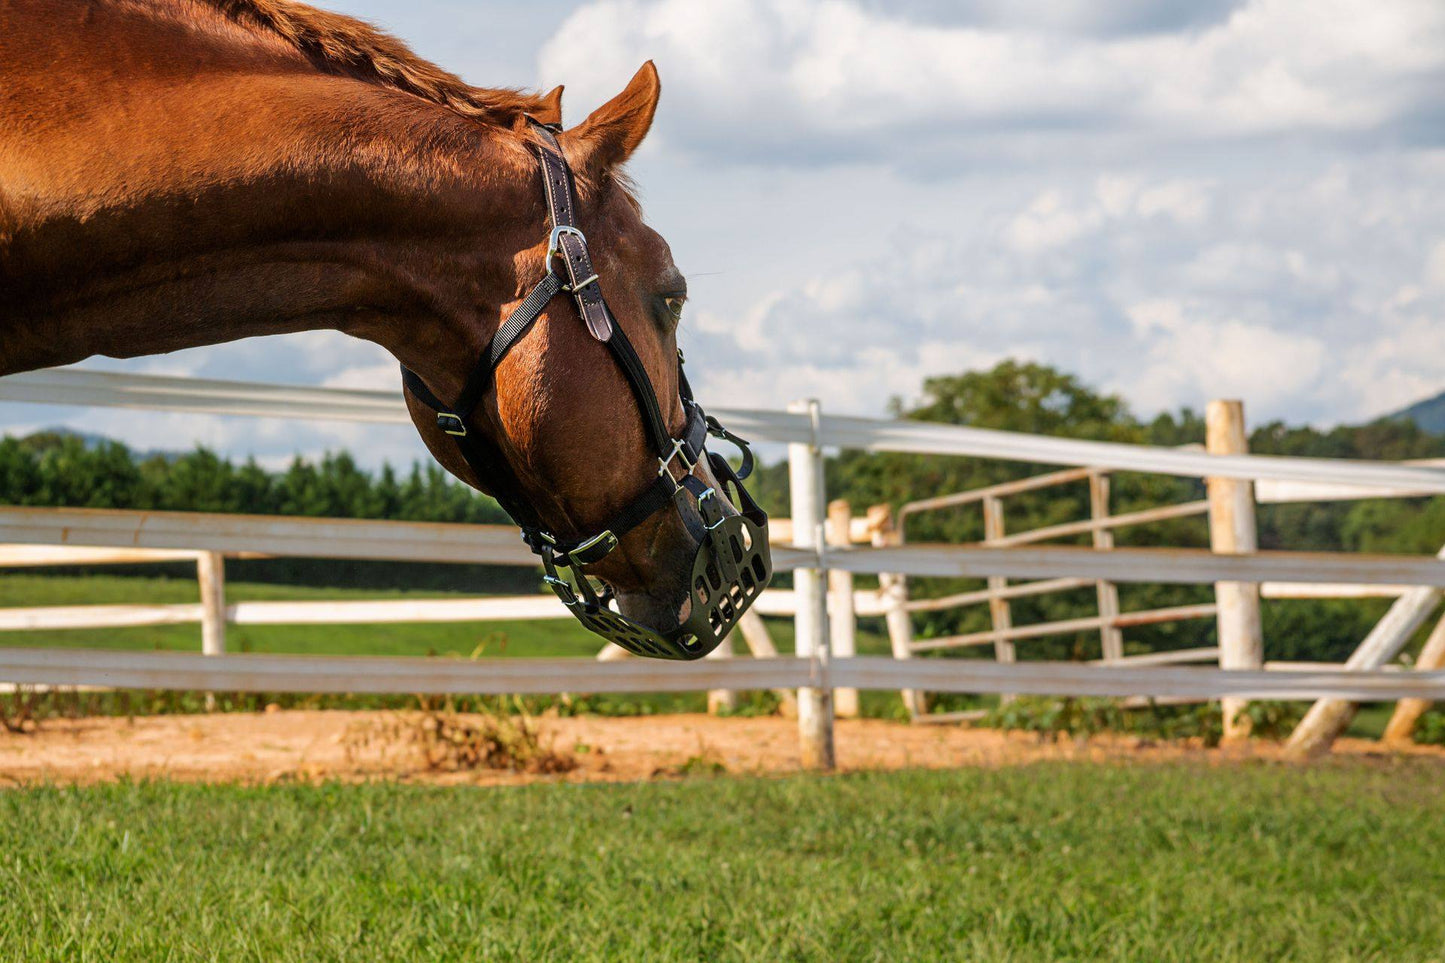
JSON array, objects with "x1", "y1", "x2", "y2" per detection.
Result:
[{"x1": 2, "y1": 710, "x2": 1442, "y2": 787}]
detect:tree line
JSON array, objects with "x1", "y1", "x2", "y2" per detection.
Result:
[
  {"x1": 0, "y1": 434, "x2": 518, "y2": 592},
  {"x1": 0, "y1": 435, "x2": 508, "y2": 525}
]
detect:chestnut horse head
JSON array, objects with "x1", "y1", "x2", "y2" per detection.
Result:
[
  {"x1": 399, "y1": 66, "x2": 772, "y2": 658},
  {"x1": 0, "y1": 0, "x2": 770, "y2": 657}
]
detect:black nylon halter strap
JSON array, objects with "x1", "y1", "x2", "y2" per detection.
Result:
[{"x1": 439, "y1": 272, "x2": 564, "y2": 433}]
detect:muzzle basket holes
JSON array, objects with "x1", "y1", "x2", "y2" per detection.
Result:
[{"x1": 584, "y1": 609, "x2": 676, "y2": 658}]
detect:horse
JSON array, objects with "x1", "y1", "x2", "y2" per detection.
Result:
[{"x1": 0, "y1": 0, "x2": 771, "y2": 658}]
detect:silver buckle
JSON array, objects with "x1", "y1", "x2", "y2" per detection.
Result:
[
  {"x1": 545, "y1": 225, "x2": 587, "y2": 276},
  {"x1": 657, "y1": 437, "x2": 696, "y2": 477},
  {"x1": 697, "y1": 488, "x2": 725, "y2": 530},
  {"x1": 436, "y1": 412, "x2": 467, "y2": 437},
  {"x1": 568, "y1": 529, "x2": 619, "y2": 565}
]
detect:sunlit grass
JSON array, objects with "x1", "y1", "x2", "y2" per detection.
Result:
[{"x1": 3, "y1": 761, "x2": 1445, "y2": 961}]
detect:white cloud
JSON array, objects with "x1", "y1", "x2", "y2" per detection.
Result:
[
  {"x1": 1426, "y1": 240, "x2": 1445, "y2": 290},
  {"x1": 678, "y1": 152, "x2": 1445, "y2": 427},
  {"x1": 1006, "y1": 190, "x2": 1102, "y2": 254},
  {"x1": 1123, "y1": 300, "x2": 1326, "y2": 412},
  {"x1": 540, "y1": 0, "x2": 1445, "y2": 167},
  {"x1": 1338, "y1": 310, "x2": 1445, "y2": 419},
  {"x1": 322, "y1": 364, "x2": 405, "y2": 391}
]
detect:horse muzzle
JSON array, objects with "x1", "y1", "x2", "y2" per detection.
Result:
[{"x1": 540, "y1": 452, "x2": 773, "y2": 660}]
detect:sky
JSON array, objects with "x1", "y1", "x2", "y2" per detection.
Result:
[{"x1": 8, "y1": 0, "x2": 1445, "y2": 469}]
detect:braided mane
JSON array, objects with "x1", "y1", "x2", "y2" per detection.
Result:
[{"x1": 205, "y1": 0, "x2": 554, "y2": 125}]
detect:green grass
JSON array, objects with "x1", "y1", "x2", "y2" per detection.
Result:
[{"x1": 4, "y1": 762, "x2": 1445, "y2": 961}]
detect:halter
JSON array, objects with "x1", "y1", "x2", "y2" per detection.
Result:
[{"x1": 400, "y1": 120, "x2": 772, "y2": 661}]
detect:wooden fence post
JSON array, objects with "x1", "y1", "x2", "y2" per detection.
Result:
[
  {"x1": 1088, "y1": 471, "x2": 1124, "y2": 662},
  {"x1": 827, "y1": 499, "x2": 859, "y2": 718},
  {"x1": 982, "y1": 495, "x2": 1016, "y2": 702},
  {"x1": 198, "y1": 551, "x2": 226, "y2": 657},
  {"x1": 871, "y1": 505, "x2": 923, "y2": 718},
  {"x1": 197, "y1": 550, "x2": 226, "y2": 711},
  {"x1": 1285, "y1": 547, "x2": 1445, "y2": 759},
  {"x1": 1206, "y1": 400, "x2": 1263, "y2": 742},
  {"x1": 1383, "y1": 614, "x2": 1445, "y2": 744},
  {"x1": 788, "y1": 399, "x2": 835, "y2": 769}
]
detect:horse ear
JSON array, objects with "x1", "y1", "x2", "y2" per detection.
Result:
[
  {"x1": 534, "y1": 85, "x2": 564, "y2": 126},
  {"x1": 562, "y1": 62, "x2": 659, "y2": 175}
]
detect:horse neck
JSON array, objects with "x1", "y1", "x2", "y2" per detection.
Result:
[{"x1": 0, "y1": 4, "x2": 531, "y2": 378}]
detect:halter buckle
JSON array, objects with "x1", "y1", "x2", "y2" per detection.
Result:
[
  {"x1": 567, "y1": 529, "x2": 619, "y2": 566},
  {"x1": 436, "y1": 412, "x2": 467, "y2": 437},
  {"x1": 657, "y1": 437, "x2": 696, "y2": 477},
  {"x1": 696, "y1": 487, "x2": 726, "y2": 530},
  {"x1": 545, "y1": 225, "x2": 587, "y2": 277}
]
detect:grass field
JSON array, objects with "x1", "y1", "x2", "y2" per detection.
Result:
[{"x1": 3, "y1": 761, "x2": 1445, "y2": 961}]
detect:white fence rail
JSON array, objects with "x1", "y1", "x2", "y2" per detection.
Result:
[
  {"x1": 0, "y1": 588, "x2": 884, "y2": 631},
  {"x1": 7, "y1": 368, "x2": 1445, "y2": 494},
  {"x1": 5, "y1": 505, "x2": 1443, "y2": 589},
  {"x1": 6, "y1": 648, "x2": 1445, "y2": 702},
  {"x1": 6, "y1": 369, "x2": 1445, "y2": 765}
]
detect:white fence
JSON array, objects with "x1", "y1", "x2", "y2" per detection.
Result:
[{"x1": 5, "y1": 368, "x2": 1445, "y2": 765}]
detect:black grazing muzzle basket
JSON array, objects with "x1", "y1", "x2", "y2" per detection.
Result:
[{"x1": 541, "y1": 451, "x2": 773, "y2": 660}]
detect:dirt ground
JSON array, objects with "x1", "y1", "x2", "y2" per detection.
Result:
[{"x1": 5, "y1": 709, "x2": 1445, "y2": 787}]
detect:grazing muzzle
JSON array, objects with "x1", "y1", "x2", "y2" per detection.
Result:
[
  {"x1": 401, "y1": 119, "x2": 772, "y2": 660},
  {"x1": 544, "y1": 450, "x2": 772, "y2": 659}
]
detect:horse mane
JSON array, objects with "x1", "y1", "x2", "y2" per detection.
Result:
[{"x1": 204, "y1": 0, "x2": 553, "y2": 126}]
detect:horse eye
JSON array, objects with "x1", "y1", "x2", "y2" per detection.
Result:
[{"x1": 664, "y1": 296, "x2": 685, "y2": 321}]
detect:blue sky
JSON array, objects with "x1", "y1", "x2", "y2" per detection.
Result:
[{"x1": 8, "y1": 0, "x2": 1445, "y2": 468}]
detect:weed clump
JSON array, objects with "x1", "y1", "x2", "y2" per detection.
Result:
[
  {"x1": 343, "y1": 710, "x2": 576, "y2": 775},
  {"x1": 0, "y1": 686, "x2": 40, "y2": 734}
]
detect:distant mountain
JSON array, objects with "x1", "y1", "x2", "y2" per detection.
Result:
[{"x1": 1389, "y1": 391, "x2": 1445, "y2": 435}]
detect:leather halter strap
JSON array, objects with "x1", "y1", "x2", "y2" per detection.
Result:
[{"x1": 399, "y1": 121, "x2": 729, "y2": 568}]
